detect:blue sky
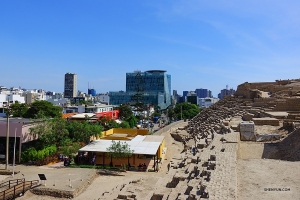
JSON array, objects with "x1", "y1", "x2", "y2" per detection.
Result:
[{"x1": 1, "y1": 1, "x2": 300, "y2": 97}]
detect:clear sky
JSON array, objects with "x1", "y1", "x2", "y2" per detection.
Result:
[{"x1": 1, "y1": 1, "x2": 300, "y2": 97}]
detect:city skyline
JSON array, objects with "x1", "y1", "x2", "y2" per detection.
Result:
[{"x1": 1, "y1": 1, "x2": 300, "y2": 96}]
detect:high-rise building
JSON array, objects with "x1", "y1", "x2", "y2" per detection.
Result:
[
  {"x1": 182, "y1": 91, "x2": 188, "y2": 102},
  {"x1": 64, "y1": 73, "x2": 77, "y2": 99},
  {"x1": 195, "y1": 88, "x2": 208, "y2": 98},
  {"x1": 109, "y1": 70, "x2": 171, "y2": 109},
  {"x1": 218, "y1": 88, "x2": 235, "y2": 99},
  {"x1": 88, "y1": 89, "x2": 96, "y2": 97},
  {"x1": 208, "y1": 90, "x2": 212, "y2": 98}
]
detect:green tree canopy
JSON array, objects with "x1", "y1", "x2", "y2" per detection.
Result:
[
  {"x1": 29, "y1": 118, "x2": 103, "y2": 148},
  {"x1": 67, "y1": 120, "x2": 103, "y2": 143},
  {"x1": 167, "y1": 107, "x2": 175, "y2": 121},
  {"x1": 106, "y1": 140, "x2": 134, "y2": 159},
  {"x1": 126, "y1": 115, "x2": 138, "y2": 128},
  {"x1": 118, "y1": 104, "x2": 133, "y2": 120},
  {"x1": 173, "y1": 102, "x2": 201, "y2": 120},
  {"x1": 104, "y1": 119, "x2": 120, "y2": 130},
  {"x1": 25, "y1": 100, "x2": 62, "y2": 118},
  {"x1": 120, "y1": 121, "x2": 130, "y2": 128},
  {"x1": 9, "y1": 101, "x2": 28, "y2": 117}
]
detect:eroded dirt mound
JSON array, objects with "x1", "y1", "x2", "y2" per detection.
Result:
[{"x1": 276, "y1": 128, "x2": 300, "y2": 161}]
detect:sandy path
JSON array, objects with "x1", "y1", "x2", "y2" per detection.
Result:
[{"x1": 237, "y1": 159, "x2": 300, "y2": 200}]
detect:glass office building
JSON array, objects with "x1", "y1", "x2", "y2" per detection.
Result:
[{"x1": 109, "y1": 70, "x2": 171, "y2": 109}]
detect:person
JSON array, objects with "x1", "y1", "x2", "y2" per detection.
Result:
[
  {"x1": 91, "y1": 156, "x2": 95, "y2": 165},
  {"x1": 79, "y1": 153, "x2": 83, "y2": 164},
  {"x1": 142, "y1": 163, "x2": 146, "y2": 171},
  {"x1": 138, "y1": 163, "x2": 142, "y2": 171},
  {"x1": 167, "y1": 163, "x2": 170, "y2": 171}
]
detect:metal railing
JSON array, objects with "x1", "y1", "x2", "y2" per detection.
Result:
[{"x1": 0, "y1": 179, "x2": 39, "y2": 200}]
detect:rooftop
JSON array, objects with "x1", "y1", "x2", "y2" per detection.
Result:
[{"x1": 79, "y1": 135, "x2": 164, "y2": 155}]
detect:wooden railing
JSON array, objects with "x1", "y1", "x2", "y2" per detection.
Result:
[
  {"x1": 0, "y1": 179, "x2": 25, "y2": 190},
  {"x1": 0, "y1": 179, "x2": 39, "y2": 200}
]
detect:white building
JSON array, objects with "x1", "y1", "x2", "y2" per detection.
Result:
[
  {"x1": 96, "y1": 93, "x2": 110, "y2": 104},
  {"x1": 63, "y1": 105, "x2": 86, "y2": 114},
  {"x1": 47, "y1": 98, "x2": 69, "y2": 107},
  {"x1": 198, "y1": 97, "x2": 219, "y2": 108},
  {"x1": 85, "y1": 104, "x2": 116, "y2": 113},
  {"x1": 0, "y1": 93, "x2": 26, "y2": 117},
  {"x1": 22, "y1": 90, "x2": 46, "y2": 104}
]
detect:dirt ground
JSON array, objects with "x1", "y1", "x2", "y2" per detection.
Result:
[
  {"x1": 7, "y1": 120, "x2": 300, "y2": 200},
  {"x1": 237, "y1": 159, "x2": 300, "y2": 200},
  {"x1": 18, "y1": 123, "x2": 186, "y2": 200},
  {"x1": 237, "y1": 125, "x2": 300, "y2": 200}
]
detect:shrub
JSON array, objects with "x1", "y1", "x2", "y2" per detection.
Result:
[{"x1": 21, "y1": 145, "x2": 57, "y2": 164}]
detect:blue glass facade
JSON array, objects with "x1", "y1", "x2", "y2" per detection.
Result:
[
  {"x1": 110, "y1": 70, "x2": 171, "y2": 109},
  {"x1": 195, "y1": 88, "x2": 208, "y2": 98},
  {"x1": 88, "y1": 89, "x2": 97, "y2": 96}
]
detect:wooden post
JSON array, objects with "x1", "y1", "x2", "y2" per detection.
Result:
[
  {"x1": 103, "y1": 152, "x2": 105, "y2": 166},
  {"x1": 128, "y1": 156, "x2": 130, "y2": 170},
  {"x1": 154, "y1": 155, "x2": 156, "y2": 172}
]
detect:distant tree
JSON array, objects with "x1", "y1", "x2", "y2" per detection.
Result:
[
  {"x1": 9, "y1": 101, "x2": 28, "y2": 117},
  {"x1": 106, "y1": 140, "x2": 134, "y2": 168},
  {"x1": 151, "y1": 111, "x2": 161, "y2": 118},
  {"x1": 126, "y1": 115, "x2": 138, "y2": 128},
  {"x1": 25, "y1": 100, "x2": 62, "y2": 118},
  {"x1": 153, "y1": 105, "x2": 161, "y2": 112},
  {"x1": 67, "y1": 120, "x2": 103, "y2": 143},
  {"x1": 120, "y1": 121, "x2": 130, "y2": 128},
  {"x1": 167, "y1": 107, "x2": 175, "y2": 121},
  {"x1": 105, "y1": 119, "x2": 120, "y2": 130},
  {"x1": 118, "y1": 104, "x2": 133, "y2": 120},
  {"x1": 60, "y1": 141, "x2": 81, "y2": 157},
  {"x1": 29, "y1": 118, "x2": 103, "y2": 148},
  {"x1": 173, "y1": 102, "x2": 201, "y2": 120}
]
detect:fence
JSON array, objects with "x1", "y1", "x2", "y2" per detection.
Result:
[{"x1": 0, "y1": 179, "x2": 39, "y2": 200}]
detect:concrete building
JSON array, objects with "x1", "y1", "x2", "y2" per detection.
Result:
[
  {"x1": 88, "y1": 88, "x2": 96, "y2": 97},
  {"x1": 0, "y1": 118, "x2": 39, "y2": 163},
  {"x1": 64, "y1": 73, "x2": 77, "y2": 99},
  {"x1": 47, "y1": 98, "x2": 69, "y2": 107},
  {"x1": 63, "y1": 105, "x2": 85, "y2": 114},
  {"x1": 0, "y1": 94, "x2": 25, "y2": 117},
  {"x1": 195, "y1": 88, "x2": 208, "y2": 98},
  {"x1": 182, "y1": 91, "x2": 188, "y2": 102},
  {"x1": 109, "y1": 70, "x2": 172, "y2": 109},
  {"x1": 96, "y1": 93, "x2": 109, "y2": 104},
  {"x1": 85, "y1": 104, "x2": 116, "y2": 113},
  {"x1": 22, "y1": 90, "x2": 46, "y2": 104},
  {"x1": 195, "y1": 88, "x2": 213, "y2": 98},
  {"x1": 198, "y1": 97, "x2": 219, "y2": 108},
  {"x1": 186, "y1": 92, "x2": 198, "y2": 105},
  {"x1": 218, "y1": 88, "x2": 236, "y2": 99}
]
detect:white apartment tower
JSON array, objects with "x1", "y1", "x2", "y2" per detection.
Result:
[{"x1": 64, "y1": 73, "x2": 77, "y2": 98}]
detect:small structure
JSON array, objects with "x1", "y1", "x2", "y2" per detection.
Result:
[
  {"x1": 252, "y1": 117, "x2": 280, "y2": 126},
  {"x1": 239, "y1": 121, "x2": 256, "y2": 141},
  {"x1": 79, "y1": 129, "x2": 165, "y2": 170}
]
